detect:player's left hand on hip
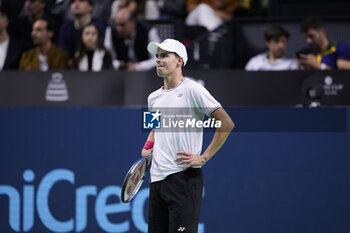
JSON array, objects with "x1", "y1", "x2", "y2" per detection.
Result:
[{"x1": 175, "y1": 151, "x2": 206, "y2": 171}]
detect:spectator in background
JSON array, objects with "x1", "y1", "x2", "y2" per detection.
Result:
[
  {"x1": 7, "y1": 0, "x2": 50, "y2": 49},
  {"x1": 185, "y1": 0, "x2": 237, "y2": 31},
  {"x1": 299, "y1": 17, "x2": 350, "y2": 70},
  {"x1": 158, "y1": 0, "x2": 187, "y2": 20},
  {"x1": 112, "y1": 0, "x2": 187, "y2": 20},
  {"x1": 104, "y1": 6, "x2": 160, "y2": 71},
  {"x1": 0, "y1": 7, "x2": 25, "y2": 70},
  {"x1": 58, "y1": 0, "x2": 106, "y2": 63},
  {"x1": 73, "y1": 22, "x2": 112, "y2": 70},
  {"x1": 110, "y1": 0, "x2": 159, "y2": 20},
  {"x1": 50, "y1": 0, "x2": 113, "y2": 23},
  {"x1": 19, "y1": 16, "x2": 68, "y2": 70},
  {"x1": 245, "y1": 25, "x2": 298, "y2": 71}
]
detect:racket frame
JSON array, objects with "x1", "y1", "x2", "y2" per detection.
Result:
[{"x1": 121, "y1": 155, "x2": 152, "y2": 203}]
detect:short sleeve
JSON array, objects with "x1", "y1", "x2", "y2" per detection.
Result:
[{"x1": 190, "y1": 82, "x2": 221, "y2": 117}]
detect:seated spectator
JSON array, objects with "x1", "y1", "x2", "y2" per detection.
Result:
[
  {"x1": 104, "y1": 6, "x2": 160, "y2": 71},
  {"x1": 245, "y1": 25, "x2": 298, "y2": 71},
  {"x1": 158, "y1": 0, "x2": 187, "y2": 20},
  {"x1": 7, "y1": 0, "x2": 50, "y2": 49},
  {"x1": 73, "y1": 22, "x2": 112, "y2": 71},
  {"x1": 111, "y1": 0, "x2": 159, "y2": 20},
  {"x1": 0, "y1": 7, "x2": 25, "y2": 70},
  {"x1": 298, "y1": 17, "x2": 350, "y2": 70},
  {"x1": 19, "y1": 16, "x2": 68, "y2": 70},
  {"x1": 58, "y1": 0, "x2": 107, "y2": 62},
  {"x1": 51, "y1": 0, "x2": 113, "y2": 23},
  {"x1": 185, "y1": 0, "x2": 237, "y2": 31}
]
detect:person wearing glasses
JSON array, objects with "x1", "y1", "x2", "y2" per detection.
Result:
[{"x1": 104, "y1": 5, "x2": 160, "y2": 71}]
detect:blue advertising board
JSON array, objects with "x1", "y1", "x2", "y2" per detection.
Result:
[{"x1": 1, "y1": 107, "x2": 349, "y2": 233}]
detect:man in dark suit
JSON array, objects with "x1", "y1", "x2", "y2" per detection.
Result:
[
  {"x1": 7, "y1": 0, "x2": 50, "y2": 50},
  {"x1": 0, "y1": 7, "x2": 24, "y2": 70},
  {"x1": 104, "y1": 6, "x2": 160, "y2": 71}
]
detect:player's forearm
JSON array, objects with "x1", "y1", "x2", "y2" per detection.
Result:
[
  {"x1": 202, "y1": 125, "x2": 233, "y2": 162},
  {"x1": 202, "y1": 108, "x2": 234, "y2": 163},
  {"x1": 142, "y1": 130, "x2": 154, "y2": 157},
  {"x1": 146, "y1": 130, "x2": 155, "y2": 142}
]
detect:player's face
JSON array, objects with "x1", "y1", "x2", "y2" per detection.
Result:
[
  {"x1": 155, "y1": 48, "x2": 180, "y2": 77},
  {"x1": 303, "y1": 28, "x2": 326, "y2": 53},
  {"x1": 266, "y1": 36, "x2": 287, "y2": 58}
]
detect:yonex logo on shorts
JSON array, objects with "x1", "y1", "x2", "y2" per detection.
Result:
[{"x1": 178, "y1": 227, "x2": 186, "y2": 231}]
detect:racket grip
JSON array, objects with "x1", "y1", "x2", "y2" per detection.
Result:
[{"x1": 146, "y1": 154, "x2": 152, "y2": 166}]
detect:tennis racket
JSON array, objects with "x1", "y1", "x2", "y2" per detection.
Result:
[{"x1": 121, "y1": 155, "x2": 152, "y2": 203}]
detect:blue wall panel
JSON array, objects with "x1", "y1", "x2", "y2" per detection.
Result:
[{"x1": 1, "y1": 107, "x2": 349, "y2": 233}]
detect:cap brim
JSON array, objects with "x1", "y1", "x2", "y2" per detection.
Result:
[{"x1": 147, "y1": 42, "x2": 161, "y2": 55}]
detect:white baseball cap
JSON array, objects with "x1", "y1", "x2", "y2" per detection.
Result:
[{"x1": 147, "y1": 39, "x2": 188, "y2": 66}]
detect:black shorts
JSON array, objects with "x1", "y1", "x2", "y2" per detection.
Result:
[{"x1": 148, "y1": 168, "x2": 203, "y2": 233}]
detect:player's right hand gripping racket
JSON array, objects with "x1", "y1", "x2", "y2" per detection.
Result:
[{"x1": 121, "y1": 155, "x2": 152, "y2": 203}]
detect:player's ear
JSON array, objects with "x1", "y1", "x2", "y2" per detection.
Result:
[{"x1": 177, "y1": 57, "x2": 183, "y2": 67}]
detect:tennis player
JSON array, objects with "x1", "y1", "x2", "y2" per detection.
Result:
[{"x1": 142, "y1": 39, "x2": 234, "y2": 233}]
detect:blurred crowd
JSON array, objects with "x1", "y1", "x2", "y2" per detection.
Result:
[{"x1": 0, "y1": 0, "x2": 349, "y2": 72}]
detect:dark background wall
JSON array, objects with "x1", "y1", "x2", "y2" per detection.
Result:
[{"x1": 1, "y1": 70, "x2": 350, "y2": 107}]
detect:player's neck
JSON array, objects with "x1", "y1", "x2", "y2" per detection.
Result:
[{"x1": 163, "y1": 73, "x2": 184, "y2": 90}]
